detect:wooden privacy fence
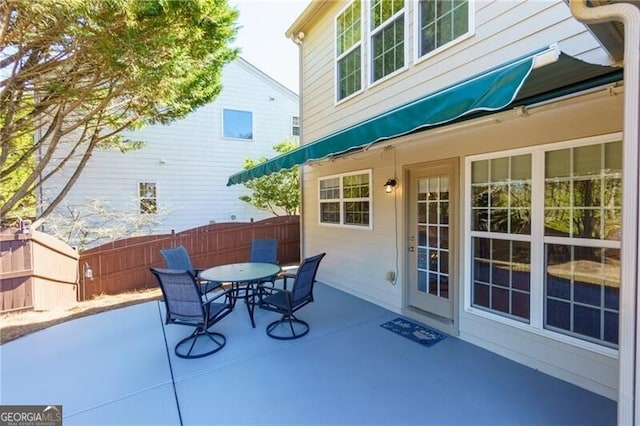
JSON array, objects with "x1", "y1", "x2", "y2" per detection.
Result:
[
  {"x1": 1, "y1": 228, "x2": 79, "y2": 313},
  {"x1": 78, "y1": 215, "x2": 300, "y2": 301}
]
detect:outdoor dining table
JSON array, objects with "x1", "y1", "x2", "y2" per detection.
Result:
[{"x1": 199, "y1": 262, "x2": 281, "y2": 328}]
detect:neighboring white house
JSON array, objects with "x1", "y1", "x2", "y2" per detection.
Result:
[
  {"x1": 40, "y1": 57, "x2": 299, "y2": 239},
  {"x1": 228, "y1": 0, "x2": 640, "y2": 421}
]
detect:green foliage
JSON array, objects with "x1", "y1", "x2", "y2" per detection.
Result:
[
  {"x1": 1, "y1": 0, "x2": 239, "y2": 222},
  {"x1": 0, "y1": 91, "x2": 35, "y2": 223},
  {"x1": 0, "y1": 127, "x2": 35, "y2": 223},
  {"x1": 239, "y1": 139, "x2": 300, "y2": 216}
]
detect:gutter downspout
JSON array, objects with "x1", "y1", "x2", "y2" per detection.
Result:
[
  {"x1": 292, "y1": 32, "x2": 305, "y2": 261},
  {"x1": 569, "y1": 2, "x2": 640, "y2": 425}
]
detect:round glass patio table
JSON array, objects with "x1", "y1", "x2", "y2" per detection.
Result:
[{"x1": 200, "y1": 262, "x2": 281, "y2": 328}]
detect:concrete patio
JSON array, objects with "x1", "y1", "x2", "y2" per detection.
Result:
[{"x1": 0, "y1": 282, "x2": 616, "y2": 425}]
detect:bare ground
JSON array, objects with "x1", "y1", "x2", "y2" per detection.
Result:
[{"x1": 0, "y1": 288, "x2": 162, "y2": 345}]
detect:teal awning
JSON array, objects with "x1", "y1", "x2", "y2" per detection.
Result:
[{"x1": 228, "y1": 47, "x2": 622, "y2": 186}]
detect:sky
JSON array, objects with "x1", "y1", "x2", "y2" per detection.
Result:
[{"x1": 230, "y1": 0, "x2": 312, "y2": 93}]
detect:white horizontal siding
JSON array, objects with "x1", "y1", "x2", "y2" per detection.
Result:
[
  {"x1": 41, "y1": 59, "x2": 298, "y2": 237},
  {"x1": 299, "y1": 0, "x2": 610, "y2": 143},
  {"x1": 302, "y1": 154, "x2": 402, "y2": 310},
  {"x1": 290, "y1": 0, "x2": 624, "y2": 403},
  {"x1": 301, "y1": 88, "x2": 623, "y2": 398}
]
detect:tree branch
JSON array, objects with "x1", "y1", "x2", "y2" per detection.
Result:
[{"x1": 1, "y1": 0, "x2": 239, "y2": 221}]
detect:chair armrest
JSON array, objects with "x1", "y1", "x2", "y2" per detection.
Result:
[
  {"x1": 193, "y1": 269, "x2": 211, "y2": 284},
  {"x1": 259, "y1": 285, "x2": 287, "y2": 294},
  {"x1": 278, "y1": 268, "x2": 297, "y2": 290},
  {"x1": 279, "y1": 265, "x2": 298, "y2": 275},
  {"x1": 202, "y1": 287, "x2": 234, "y2": 305},
  {"x1": 256, "y1": 285, "x2": 290, "y2": 302},
  {"x1": 257, "y1": 286, "x2": 293, "y2": 309}
]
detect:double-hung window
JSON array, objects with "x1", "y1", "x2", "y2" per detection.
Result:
[
  {"x1": 470, "y1": 154, "x2": 533, "y2": 321},
  {"x1": 292, "y1": 116, "x2": 300, "y2": 136},
  {"x1": 370, "y1": 0, "x2": 405, "y2": 83},
  {"x1": 418, "y1": 0, "x2": 470, "y2": 58},
  {"x1": 336, "y1": 1, "x2": 362, "y2": 101},
  {"x1": 543, "y1": 142, "x2": 621, "y2": 347},
  {"x1": 139, "y1": 182, "x2": 157, "y2": 214},
  {"x1": 467, "y1": 136, "x2": 622, "y2": 349},
  {"x1": 319, "y1": 170, "x2": 372, "y2": 228}
]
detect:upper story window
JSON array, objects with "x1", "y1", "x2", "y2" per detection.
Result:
[
  {"x1": 139, "y1": 182, "x2": 157, "y2": 214},
  {"x1": 336, "y1": 1, "x2": 362, "y2": 101},
  {"x1": 333, "y1": 1, "x2": 472, "y2": 101},
  {"x1": 292, "y1": 116, "x2": 300, "y2": 136},
  {"x1": 418, "y1": 0, "x2": 470, "y2": 58},
  {"x1": 370, "y1": 0, "x2": 405, "y2": 83},
  {"x1": 319, "y1": 169, "x2": 372, "y2": 229},
  {"x1": 223, "y1": 109, "x2": 253, "y2": 140}
]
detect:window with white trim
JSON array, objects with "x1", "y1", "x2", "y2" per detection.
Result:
[
  {"x1": 292, "y1": 116, "x2": 300, "y2": 136},
  {"x1": 468, "y1": 137, "x2": 622, "y2": 349},
  {"x1": 418, "y1": 0, "x2": 470, "y2": 58},
  {"x1": 223, "y1": 109, "x2": 253, "y2": 140},
  {"x1": 370, "y1": 0, "x2": 405, "y2": 83},
  {"x1": 319, "y1": 170, "x2": 372, "y2": 228},
  {"x1": 139, "y1": 182, "x2": 157, "y2": 214},
  {"x1": 336, "y1": 1, "x2": 362, "y2": 101},
  {"x1": 470, "y1": 154, "x2": 532, "y2": 321}
]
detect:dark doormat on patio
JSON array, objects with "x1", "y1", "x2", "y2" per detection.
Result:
[{"x1": 381, "y1": 317, "x2": 447, "y2": 347}]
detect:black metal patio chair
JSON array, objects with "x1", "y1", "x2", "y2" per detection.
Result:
[
  {"x1": 258, "y1": 252, "x2": 326, "y2": 340},
  {"x1": 150, "y1": 268, "x2": 233, "y2": 359},
  {"x1": 159, "y1": 246, "x2": 221, "y2": 294},
  {"x1": 249, "y1": 238, "x2": 298, "y2": 290},
  {"x1": 249, "y1": 238, "x2": 280, "y2": 293},
  {"x1": 249, "y1": 238, "x2": 278, "y2": 264}
]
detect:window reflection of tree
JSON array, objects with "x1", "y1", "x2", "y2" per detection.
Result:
[
  {"x1": 545, "y1": 173, "x2": 621, "y2": 241},
  {"x1": 473, "y1": 180, "x2": 531, "y2": 234}
]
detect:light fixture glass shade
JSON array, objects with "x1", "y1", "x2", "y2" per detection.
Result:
[{"x1": 384, "y1": 178, "x2": 397, "y2": 193}]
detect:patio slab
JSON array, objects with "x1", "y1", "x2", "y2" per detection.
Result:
[
  {"x1": 63, "y1": 383, "x2": 180, "y2": 426},
  {"x1": 0, "y1": 283, "x2": 616, "y2": 425},
  {"x1": 0, "y1": 302, "x2": 172, "y2": 417},
  {"x1": 162, "y1": 283, "x2": 391, "y2": 383}
]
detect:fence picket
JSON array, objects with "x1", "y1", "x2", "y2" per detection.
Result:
[{"x1": 78, "y1": 216, "x2": 300, "y2": 301}]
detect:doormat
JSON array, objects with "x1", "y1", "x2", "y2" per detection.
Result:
[{"x1": 380, "y1": 317, "x2": 447, "y2": 347}]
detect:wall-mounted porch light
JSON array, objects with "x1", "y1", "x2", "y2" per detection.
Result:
[{"x1": 384, "y1": 178, "x2": 397, "y2": 193}]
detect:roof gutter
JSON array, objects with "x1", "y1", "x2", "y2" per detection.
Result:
[{"x1": 569, "y1": 1, "x2": 640, "y2": 424}]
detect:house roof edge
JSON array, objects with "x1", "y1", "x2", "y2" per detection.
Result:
[
  {"x1": 234, "y1": 57, "x2": 299, "y2": 100},
  {"x1": 285, "y1": 0, "x2": 327, "y2": 39}
]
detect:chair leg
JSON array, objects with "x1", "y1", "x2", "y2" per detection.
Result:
[
  {"x1": 175, "y1": 327, "x2": 226, "y2": 359},
  {"x1": 266, "y1": 314, "x2": 309, "y2": 340},
  {"x1": 245, "y1": 293, "x2": 256, "y2": 328},
  {"x1": 230, "y1": 282, "x2": 239, "y2": 308},
  {"x1": 248, "y1": 282, "x2": 275, "y2": 306}
]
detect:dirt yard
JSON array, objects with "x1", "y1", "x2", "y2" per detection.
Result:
[{"x1": 0, "y1": 288, "x2": 162, "y2": 344}]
